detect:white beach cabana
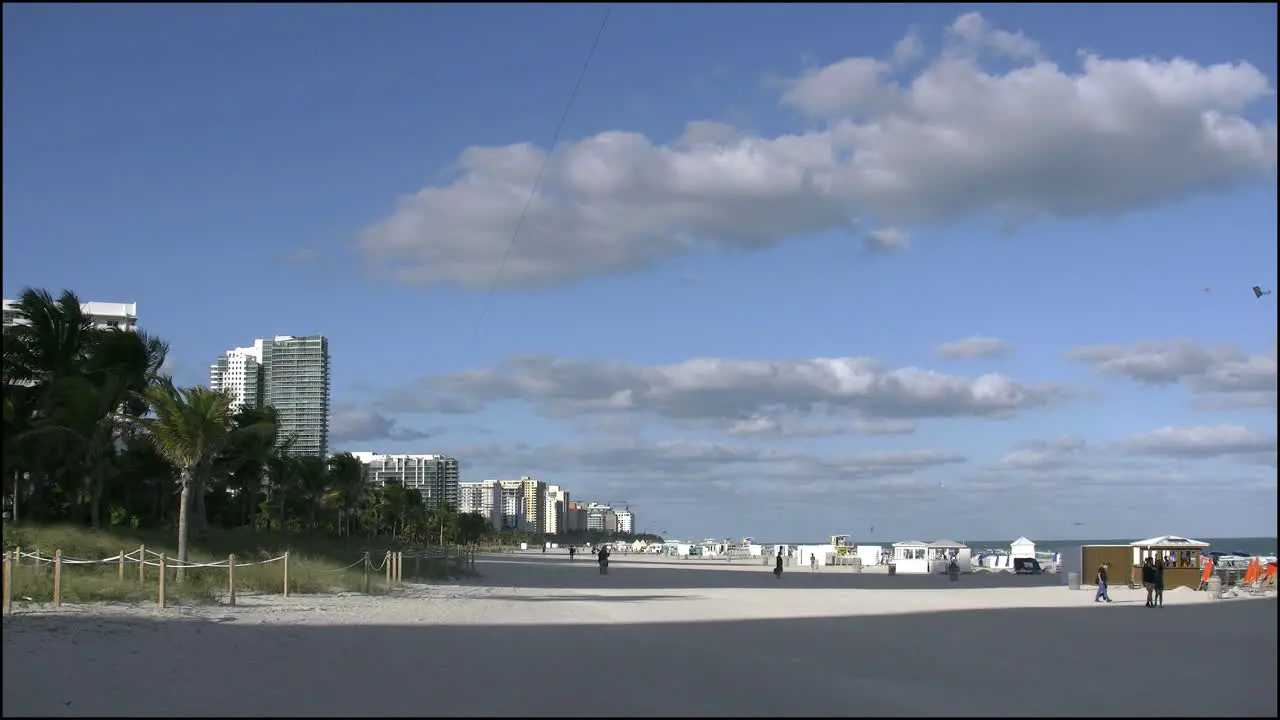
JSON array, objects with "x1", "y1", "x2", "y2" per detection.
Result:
[
  {"x1": 892, "y1": 541, "x2": 930, "y2": 574},
  {"x1": 1010, "y1": 537, "x2": 1036, "y2": 560},
  {"x1": 928, "y1": 540, "x2": 972, "y2": 573}
]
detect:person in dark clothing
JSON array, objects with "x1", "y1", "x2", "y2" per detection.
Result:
[
  {"x1": 1142, "y1": 557, "x2": 1157, "y2": 607},
  {"x1": 568, "y1": 546, "x2": 576, "y2": 561},
  {"x1": 1154, "y1": 559, "x2": 1165, "y2": 607},
  {"x1": 597, "y1": 546, "x2": 610, "y2": 574},
  {"x1": 773, "y1": 552, "x2": 784, "y2": 580},
  {"x1": 1095, "y1": 562, "x2": 1112, "y2": 602}
]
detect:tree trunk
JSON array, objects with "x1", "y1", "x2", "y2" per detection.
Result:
[
  {"x1": 176, "y1": 469, "x2": 193, "y2": 583},
  {"x1": 89, "y1": 464, "x2": 106, "y2": 529}
]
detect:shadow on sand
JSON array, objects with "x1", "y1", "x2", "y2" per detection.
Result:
[
  {"x1": 3, "y1": 600, "x2": 1274, "y2": 717},
  {"x1": 476, "y1": 554, "x2": 1067, "y2": 591}
]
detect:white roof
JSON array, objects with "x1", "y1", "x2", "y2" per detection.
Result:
[
  {"x1": 1130, "y1": 535, "x2": 1209, "y2": 548},
  {"x1": 1011, "y1": 537, "x2": 1035, "y2": 546},
  {"x1": 928, "y1": 539, "x2": 967, "y2": 548},
  {"x1": 893, "y1": 540, "x2": 929, "y2": 547}
]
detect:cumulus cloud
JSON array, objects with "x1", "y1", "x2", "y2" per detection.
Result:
[
  {"x1": 357, "y1": 12, "x2": 1276, "y2": 289},
  {"x1": 726, "y1": 414, "x2": 914, "y2": 438},
  {"x1": 994, "y1": 435, "x2": 1087, "y2": 471},
  {"x1": 892, "y1": 27, "x2": 924, "y2": 67},
  {"x1": 865, "y1": 227, "x2": 911, "y2": 252},
  {"x1": 329, "y1": 404, "x2": 434, "y2": 446},
  {"x1": 1112, "y1": 425, "x2": 1277, "y2": 459},
  {"x1": 935, "y1": 336, "x2": 1014, "y2": 360},
  {"x1": 380, "y1": 354, "x2": 1072, "y2": 424},
  {"x1": 970, "y1": 425, "x2": 1277, "y2": 495},
  {"x1": 1068, "y1": 338, "x2": 1277, "y2": 410},
  {"x1": 445, "y1": 438, "x2": 965, "y2": 497}
]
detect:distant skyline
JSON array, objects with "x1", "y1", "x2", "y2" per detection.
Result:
[{"x1": 4, "y1": 4, "x2": 1276, "y2": 541}]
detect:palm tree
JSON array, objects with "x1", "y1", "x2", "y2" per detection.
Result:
[
  {"x1": 136, "y1": 380, "x2": 234, "y2": 581},
  {"x1": 327, "y1": 453, "x2": 365, "y2": 537}
]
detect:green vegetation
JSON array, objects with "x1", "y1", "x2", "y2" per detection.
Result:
[{"x1": 2, "y1": 288, "x2": 479, "y2": 604}]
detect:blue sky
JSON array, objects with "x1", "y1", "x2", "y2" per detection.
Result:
[{"x1": 4, "y1": 3, "x2": 1276, "y2": 542}]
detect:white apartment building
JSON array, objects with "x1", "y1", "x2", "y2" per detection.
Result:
[
  {"x1": 351, "y1": 452, "x2": 459, "y2": 509},
  {"x1": 3, "y1": 299, "x2": 137, "y2": 331},
  {"x1": 210, "y1": 342, "x2": 264, "y2": 412},
  {"x1": 458, "y1": 480, "x2": 503, "y2": 531},
  {"x1": 498, "y1": 477, "x2": 544, "y2": 533},
  {"x1": 615, "y1": 509, "x2": 634, "y2": 535},
  {"x1": 496, "y1": 480, "x2": 532, "y2": 532},
  {"x1": 543, "y1": 485, "x2": 570, "y2": 535}
]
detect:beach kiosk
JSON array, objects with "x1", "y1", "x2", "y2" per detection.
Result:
[
  {"x1": 928, "y1": 540, "x2": 971, "y2": 573},
  {"x1": 1010, "y1": 537, "x2": 1037, "y2": 560},
  {"x1": 892, "y1": 541, "x2": 930, "y2": 574},
  {"x1": 1130, "y1": 535, "x2": 1210, "y2": 590}
]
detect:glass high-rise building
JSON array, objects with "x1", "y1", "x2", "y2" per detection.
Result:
[
  {"x1": 261, "y1": 335, "x2": 330, "y2": 457},
  {"x1": 211, "y1": 335, "x2": 330, "y2": 457}
]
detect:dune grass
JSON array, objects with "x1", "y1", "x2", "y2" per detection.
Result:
[{"x1": 3, "y1": 524, "x2": 477, "y2": 607}]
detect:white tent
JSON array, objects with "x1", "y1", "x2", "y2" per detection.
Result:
[{"x1": 1010, "y1": 537, "x2": 1036, "y2": 559}]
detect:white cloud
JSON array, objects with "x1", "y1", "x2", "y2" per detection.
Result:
[
  {"x1": 1069, "y1": 338, "x2": 1277, "y2": 410},
  {"x1": 357, "y1": 12, "x2": 1276, "y2": 290},
  {"x1": 381, "y1": 354, "x2": 1073, "y2": 423},
  {"x1": 945, "y1": 12, "x2": 1042, "y2": 62},
  {"x1": 994, "y1": 435, "x2": 1087, "y2": 471},
  {"x1": 726, "y1": 413, "x2": 914, "y2": 438},
  {"x1": 892, "y1": 27, "x2": 924, "y2": 66},
  {"x1": 935, "y1": 336, "x2": 1014, "y2": 360},
  {"x1": 329, "y1": 404, "x2": 434, "y2": 446},
  {"x1": 442, "y1": 438, "x2": 965, "y2": 497},
  {"x1": 865, "y1": 227, "x2": 911, "y2": 252},
  {"x1": 1112, "y1": 425, "x2": 1277, "y2": 459}
]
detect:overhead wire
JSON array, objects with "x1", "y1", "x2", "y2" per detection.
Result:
[{"x1": 470, "y1": 4, "x2": 616, "y2": 343}]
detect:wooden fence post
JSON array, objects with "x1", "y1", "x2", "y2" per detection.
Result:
[
  {"x1": 282, "y1": 552, "x2": 290, "y2": 598},
  {"x1": 138, "y1": 544, "x2": 146, "y2": 583},
  {"x1": 52, "y1": 550, "x2": 62, "y2": 607},
  {"x1": 14, "y1": 547, "x2": 20, "y2": 572},
  {"x1": 158, "y1": 554, "x2": 167, "y2": 609},
  {"x1": 396, "y1": 552, "x2": 403, "y2": 584},
  {"x1": 118, "y1": 550, "x2": 125, "y2": 583},
  {"x1": 363, "y1": 551, "x2": 371, "y2": 594},
  {"x1": 385, "y1": 551, "x2": 392, "y2": 588},
  {"x1": 228, "y1": 554, "x2": 236, "y2": 606},
  {"x1": 3, "y1": 551, "x2": 13, "y2": 616}
]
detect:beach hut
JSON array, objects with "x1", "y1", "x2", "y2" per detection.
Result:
[
  {"x1": 892, "y1": 541, "x2": 930, "y2": 574},
  {"x1": 1010, "y1": 537, "x2": 1036, "y2": 560},
  {"x1": 854, "y1": 544, "x2": 883, "y2": 567},
  {"x1": 928, "y1": 540, "x2": 972, "y2": 573},
  {"x1": 1130, "y1": 535, "x2": 1210, "y2": 590}
]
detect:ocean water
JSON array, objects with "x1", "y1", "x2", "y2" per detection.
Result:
[{"x1": 760, "y1": 537, "x2": 1278, "y2": 555}]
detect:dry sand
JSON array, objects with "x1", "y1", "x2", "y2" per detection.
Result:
[{"x1": 4, "y1": 551, "x2": 1276, "y2": 717}]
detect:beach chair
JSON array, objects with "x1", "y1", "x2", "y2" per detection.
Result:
[
  {"x1": 1241, "y1": 559, "x2": 1268, "y2": 596},
  {"x1": 1197, "y1": 559, "x2": 1214, "y2": 591}
]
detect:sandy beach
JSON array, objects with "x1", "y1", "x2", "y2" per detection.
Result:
[{"x1": 4, "y1": 551, "x2": 1276, "y2": 717}]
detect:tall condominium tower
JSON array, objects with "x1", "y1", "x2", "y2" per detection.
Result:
[{"x1": 210, "y1": 335, "x2": 330, "y2": 457}]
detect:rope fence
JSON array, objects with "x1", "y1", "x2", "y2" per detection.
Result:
[{"x1": 1, "y1": 543, "x2": 479, "y2": 617}]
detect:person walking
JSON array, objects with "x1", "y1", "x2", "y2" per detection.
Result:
[
  {"x1": 810, "y1": 553, "x2": 818, "y2": 571},
  {"x1": 1154, "y1": 557, "x2": 1165, "y2": 608},
  {"x1": 568, "y1": 546, "x2": 576, "y2": 562},
  {"x1": 1095, "y1": 562, "x2": 1113, "y2": 603},
  {"x1": 1152, "y1": 556, "x2": 1162, "y2": 604},
  {"x1": 773, "y1": 551, "x2": 784, "y2": 580}
]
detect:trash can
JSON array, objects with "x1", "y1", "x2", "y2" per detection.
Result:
[
  {"x1": 888, "y1": 564, "x2": 897, "y2": 576},
  {"x1": 1067, "y1": 571, "x2": 1080, "y2": 590},
  {"x1": 1206, "y1": 576, "x2": 1222, "y2": 597}
]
